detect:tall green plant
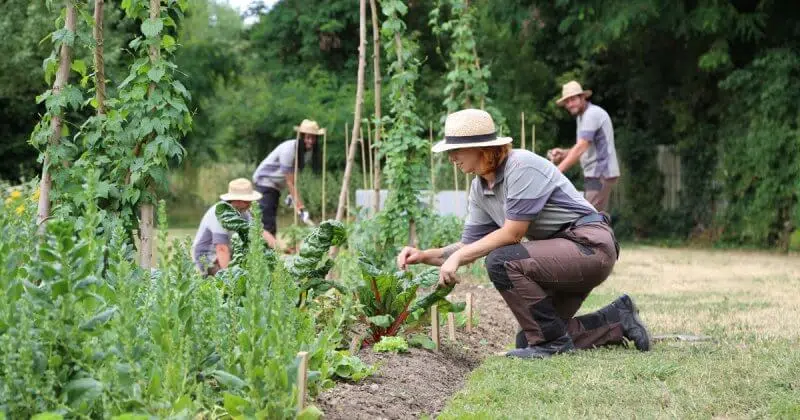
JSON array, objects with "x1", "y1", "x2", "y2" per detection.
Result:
[
  {"x1": 430, "y1": 0, "x2": 506, "y2": 132},
  {"x1": 377, "y1": 0, "x2": 429, "y2": 252}
]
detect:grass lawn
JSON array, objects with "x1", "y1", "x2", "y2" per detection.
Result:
[{"x1": 439, "y1": 246, "x2": 800, "y2": 419}]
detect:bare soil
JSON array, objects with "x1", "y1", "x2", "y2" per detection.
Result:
[{"x1": 315, "y1": 282, "x2": 518, "y2": 419}]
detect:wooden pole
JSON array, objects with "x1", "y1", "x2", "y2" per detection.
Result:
[
  {"x1": 367, "y1": 122, "x2": 374, "y2": 192},
  {"x1": 466, "y1": 292, "x2": 474, "y2": 333},
  {"x1": 296, "y1": 351, "x2": 309, "y2": 411},
  {"x1": 93, "y1": 0, "x2": 106, "y2": 115},
  {"x1": 321, "y1": 131, "x2": 327, "y2": 220},
  {"x1": 345, "y1": 126, "x2": 350, "y2": 221},
  {"x1": 532, "y1": 123, "x2": 536, "y2": 153},
  {"x1": 521, "y1": 112, "x2": 526, "y2": 150},
  {"x1": 293, "y1": 130, "x2": 300, "y2": 226},
  {"x1": 429, "y1": 121, "x2": 436, "y2": 209},
  {"x1": 38, "y1": 1, "x2": 77, "y2": 230},
  {"x1": 360, "y1": 127, "x2": 368, "y2": 190},
  {"x1": 335, "y1": 0, "x2": 367, "y2": 223},
  {"x1": 447, "y1": 312, "x2": 456, "y2": 341},
  {"x1": 139, "y1": 0, "x2": 162, "y2": 270},
  {"x1": 369, "y1": 0, "x2": 382, "y2": 215},
  {"x1": 431, "y1": 304, "x2": 440, "y2": 351}
]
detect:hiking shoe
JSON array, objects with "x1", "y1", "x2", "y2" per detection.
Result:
[
  {"x1": 612, "y1": 294, "x2": 651, "y2": 351},
  {"x1": 506, "y1": 334, "x2": 575, "y2": 359}
]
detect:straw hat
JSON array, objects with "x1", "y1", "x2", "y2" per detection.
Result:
[
  {"x1": 293, "y1": 119, "x2": 326, "y2": 136},
  {"x1": 220, "y1": 178, "x2": 262, "y2": 202},
  {"x1": 431, "y1": 109, "x2": 513, "y2": 153},
  {"x1": 556, "y1": 80, "x2": 592, "y2": 106}
]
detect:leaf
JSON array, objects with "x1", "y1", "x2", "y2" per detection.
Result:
[
  {"x1": 147, "y1": 66, "x2": 165, "y2": 83},
  {"x1": 64, "y1": 377, "x2": 103, "y2": 407},
  {"x1": 140, "y1": 18, "x2": 163, "y2": 38},
  {"x1": 161, "y1": 34, "x2": 176, "y2": 49},
  {"x1": 297, "y1": 405, "x2": 324, "y2": 420},
  {"x1": 223, "y1": 392, "x2": 249, "y2": 417},
  {"x1": 80, "y1": 307, "x2": 117, "y2": 331},
  {"x1": 367, "y1": 314, "x2": 394, "y2": 328},
  {"x1": 111, "y1": 415, "x2": 151, "y2": 420},
  {"x1": 71, "y1": 59, "x2": 88, "y2": 77},
  {"x1": 31, "y1": 414, "x2": 64, "y2": 420},
  {"x1": 171, "y1": 80, "x2": 190, "y2": 98},
  {"x1": 408, "y1": 333, "x2": 436, "y2": 350},
  {"x1": 210, "y1": 370, "x2": 247, "y2": 389}
]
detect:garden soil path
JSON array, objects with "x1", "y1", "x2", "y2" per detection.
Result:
[{"x1": 316, "y1": 281, "x2": 518, "y2": 419}]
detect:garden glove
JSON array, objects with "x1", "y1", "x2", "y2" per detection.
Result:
[{"x1": 298, "y1": 208, "x2": 314, "y2": 226}]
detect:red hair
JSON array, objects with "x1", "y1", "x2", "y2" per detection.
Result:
[{"x1": 477, "y1": 144, "x2": 512, "y2": 175}]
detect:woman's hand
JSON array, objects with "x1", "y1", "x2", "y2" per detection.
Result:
[
  {"x1": 438, "y1": 253, "x2": 461, "y2": 286},
  {"x1": 396, "y1": 246, "x2": 425, "y2": 270}
]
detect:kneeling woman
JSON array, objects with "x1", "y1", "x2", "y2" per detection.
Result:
[{"x1": 396, "y1": 109, "x2": 650, "y2": 358}]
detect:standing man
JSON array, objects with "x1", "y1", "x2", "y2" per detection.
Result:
[
  {"x1": 192, "y1": 178, "x2": 262, "y2": 276},
  {"x1": 548, "y1": 81, "x2": 620, "y2": 213},
  {"x1": 252, "y1": 119, "x2": 323, "y2": 248}
]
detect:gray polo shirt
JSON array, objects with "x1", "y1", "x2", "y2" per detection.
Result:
[
  {"x1": 576, "y1": 102, "x2": 620, "y2": 178},
  {"x1": 461, "y1": 150, "x2": 596, "y2": 243},
  {"x1": 191, "y1": 202, "x2": 251, "y2": 270},
  {"x1": 253, "y1": 139, "x2": 297, "y2": 190}
]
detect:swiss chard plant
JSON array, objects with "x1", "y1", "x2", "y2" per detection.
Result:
[{"x1": 356, "y1": 257, "x2": 464, "y2": 346}]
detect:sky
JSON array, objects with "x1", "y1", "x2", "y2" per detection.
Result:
[{"x1": 223, "y1": 0, "x2": 280, "y2": 24}]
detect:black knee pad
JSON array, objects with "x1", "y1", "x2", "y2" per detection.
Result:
[{"x1": 485, "y1": 244, "x2": 528, "y2": 291}]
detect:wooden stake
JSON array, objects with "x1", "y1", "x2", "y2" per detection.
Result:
[
  {"x1": 521, "y1": 112, "x2": 526, "y2": 150},
  {"x1": 431, "y1": 304, "x2": 440, "y2": 351},
  {"x1": 447, "y1": 312, "x2": 456, "y2": 341},
  {"x1": 466, "y1": 292, "x2": 474, "y2": 333},
  {"x1": 322, "y1": 131, "x2": 327, "y2": 220},
  {"x1": 367, "y1": 122, "x2": 374, "y2": 192},
  {"x1": 360, "y1": 127, "x2": 368, "y2": 190},
  {"x1": 532, "y1": 123, "x2": 536, "y2": 153},
  {"x1": 296, "y1": 351, "x2": 309, "y2": 411},
  {"x1": 293, "y1": 130, "x2": 300, "y2": 226},
  {"x1": 369, "y1": 0, "x2": 382, "y2": 215},
  {"x1": 345, "y1": 126, "x2": 351, "y2": 221},
  {"x1": 334, "y1": 0, "x2": 367, "y2": 224},
  {"x1": 429, "y1": 121, "x2": 435, "y2": 208}
]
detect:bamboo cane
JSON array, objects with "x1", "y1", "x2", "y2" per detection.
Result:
[
  {"x1": 360, "y1": 127, "x2": 368, "y2": 191},
  {"x1": 322, "y1": 130, "x2": 327, "y2": 220}
]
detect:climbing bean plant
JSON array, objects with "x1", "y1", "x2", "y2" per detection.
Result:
[
  {"x1": 430, "y1": 0, "x2": 506, "y2": 132},
  {"x1": 376, "y1": 0, "x2": 430, "y2": 252}
]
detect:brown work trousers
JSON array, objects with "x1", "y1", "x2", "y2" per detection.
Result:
[
  {"x1": 486, "y1": 222, "x2": 624, "y2": 349},
  {"x1": 584, "y1": 177, "x2": 618, "y2": 213}
]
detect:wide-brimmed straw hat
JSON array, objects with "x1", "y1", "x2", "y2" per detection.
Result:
[
  {"x1": 431, "y1": 109, "x2": 513, "y2": 153},
  {"x1": 555, "y1": 80, "x2": 592, "y2": 106},
  {"x1": 293, "y1": 119, "x2": 326, "y2": 136},
  {"x1": 220, "y1": 178, "x2": 262, "y2": 202}
]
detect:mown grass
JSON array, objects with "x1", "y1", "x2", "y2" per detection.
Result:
[{"x1": 440, "y1": 246, "x2": 800, "y2": 419}]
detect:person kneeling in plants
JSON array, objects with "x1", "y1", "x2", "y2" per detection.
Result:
[
  {"x1": 192, "y1": 178, "x2": 262, "y2": 276},
  {"x1": 395, "y1": 109, "x2": 650, "y2": 359}
]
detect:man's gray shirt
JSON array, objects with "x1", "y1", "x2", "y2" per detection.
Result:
[
  {"x1": 576, "y1": 103, "x2": 620, "y2": 178},
  {"x1": 462, "y1": 150, "x2": 596, "y2": 243}
]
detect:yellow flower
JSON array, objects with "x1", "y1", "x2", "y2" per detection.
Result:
[
  {"x1": 32, "y1": 188, "x2": 40, "y2": 202},
  {"x1": 15, "y1": 205, "x2": 25, "y2": 215},
  {"x1": 9, "y1": 190, "x2": 22, "y2": 200}
]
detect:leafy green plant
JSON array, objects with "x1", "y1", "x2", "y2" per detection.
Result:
[
  {"x1": 328, "y1": 351, "x2": 376, "y2": 380},
  {"x1": 284, "y1": 220, "x2": 348, "y2": 297},
  {"x1": 373, "y1": 336, "x2": 409, "y2": 353},
  {"x1": 356, "y1": 258, "x2": 464, "y2": 346}
]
